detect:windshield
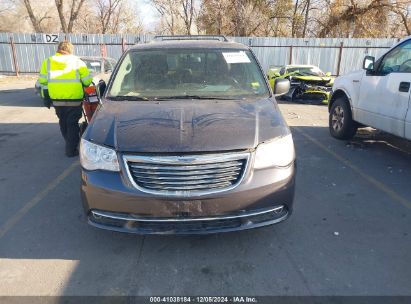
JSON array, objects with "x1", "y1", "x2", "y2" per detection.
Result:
[
  {"x1": 107, "y1": 48, "x2": 269, "y2": 100},
  {"x1": 287, "y1": 66, "x2": 325, "y2": 76},
  {"x1": 82, "y1": 59, "x2": 102, "y2": 75}
]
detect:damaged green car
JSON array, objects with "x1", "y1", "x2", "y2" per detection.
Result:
[{"x1": 267, "y1": 65, "x2": 334, "y2": 104}]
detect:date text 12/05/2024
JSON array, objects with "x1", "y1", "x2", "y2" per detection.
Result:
[{"x1": 149, "y1": 296, "x2": 258, "y2": 303}]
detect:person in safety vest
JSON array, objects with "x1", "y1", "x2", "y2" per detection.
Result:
[{"x1": 38, "y1": 41, "x2": 92, "y2": 157}]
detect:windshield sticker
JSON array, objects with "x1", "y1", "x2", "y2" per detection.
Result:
[
  {"x1": 222, "y1": 51, "x2": 251, "y2": 64},
  {"x1": 90, "y1": 62, "x2": 101, "y2": 67}
]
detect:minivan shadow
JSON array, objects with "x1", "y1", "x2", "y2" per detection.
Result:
[{"x1": 1, "y1": 125, "x2": 411, "y2": 296}]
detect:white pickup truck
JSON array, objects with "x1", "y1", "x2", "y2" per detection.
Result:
[{"x1": 329, "y1": 37, "x2": 411, "y2": 141}]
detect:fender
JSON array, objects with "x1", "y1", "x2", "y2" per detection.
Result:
[
  {"x1": 328, "y1": 88, "x2": 353, "y2": 113},
  {"x1": 328, "y1": 69, "x2": 364, "y2": 117}
]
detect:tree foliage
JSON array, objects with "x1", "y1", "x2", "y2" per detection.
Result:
[
  {"x1": 0, "y1": 0, "x2": 410, "y2": 37},
  {"x1": 151, "y1": 0, "x2": 196, "y2": 35},
  {"x1": 0, "y1": 0, "x2": 142, "y2": 34},
  {"x1": 197, "y1": 0, "x2": 410, "y2": 37}
]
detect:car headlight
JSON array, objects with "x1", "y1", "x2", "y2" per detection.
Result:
[
  {"x1": 80, "y1": 139, "x2": 120, "y2": 171},
  {"x1": 254, "y1": 134, "x2": 295, "y2": 169}
]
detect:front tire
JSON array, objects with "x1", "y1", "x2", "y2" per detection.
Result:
[{"x1": 329, "y1": 97, "x2": 357, "y2": 140}]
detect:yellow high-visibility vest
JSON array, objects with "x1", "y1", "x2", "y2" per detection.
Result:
[{"x1": 38, "y1": 53, "x2": 93, "y2": 106}]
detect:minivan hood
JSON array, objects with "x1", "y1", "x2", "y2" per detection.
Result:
[{"x1": 85, "y1": 98, "x2": 289, "y2": 153}]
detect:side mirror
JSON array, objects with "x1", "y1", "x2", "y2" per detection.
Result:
[
  {"x1": 325, "y1": 72, "x2": 331, "y2": 77},
  {"x1": 96, "y1": 80, "x2": 106, "y2": 98},
  {"x1": 363, "y1": 56, "x2": 375, "y2": 71},
  {"x1": 273, "y1": 78, "x2": 290, "y2": 96}
]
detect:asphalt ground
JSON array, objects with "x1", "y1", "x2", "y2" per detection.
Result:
[{"x1": 0, "y1": 79, "x2": 410, "y2": 296}]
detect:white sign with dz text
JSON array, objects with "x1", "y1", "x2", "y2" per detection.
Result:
[{"x1": 43, "y1": 34, "x2": 59, "y2": 43}]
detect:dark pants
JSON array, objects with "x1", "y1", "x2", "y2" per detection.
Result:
[{"x1": 55, "y1": 106, "x2": 82, "y2": 155}]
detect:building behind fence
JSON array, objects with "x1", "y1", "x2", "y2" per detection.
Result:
[{"x1": 0, "y1": 32, "x2": 401, "y2": 77}]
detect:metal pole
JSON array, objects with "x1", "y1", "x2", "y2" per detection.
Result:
[
  {"x1": 10, "y1": 37, "x2": 19, "y2": 77},
  {"x1": 289, "y1": 45, "x2": 293, "y2": 65},
  {"x1": 336, "y1": 42, "x2": 344, "y2": 76},
  {"x1": 121, "y1": 37, "x2": 126, "y2": 53},
  {"x1": 100, "y1": 43, "x2": 106, "y2": 58}
]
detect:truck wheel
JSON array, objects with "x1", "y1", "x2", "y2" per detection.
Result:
[{"x1": 329, "y1": 97, "x2": 357, "y2": 140}]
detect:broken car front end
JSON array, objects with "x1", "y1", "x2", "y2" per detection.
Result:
[{"x1": 289, "y1": 77, "x2": 332, "y2": 104}]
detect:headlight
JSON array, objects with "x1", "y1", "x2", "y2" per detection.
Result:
[
  {"x1": 254, "y1": 134, "x2": 295, "y2": 169},
  {"x1": 80, "y1": 139, "x2": 120, "y2": 171}
]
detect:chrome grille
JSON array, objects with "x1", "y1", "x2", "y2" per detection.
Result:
[{"x1": 123, "y1": 153, "x2": 249, "y2": 196}]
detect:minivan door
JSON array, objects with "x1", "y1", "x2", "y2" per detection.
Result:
[{"x1": 357, "y1": 39, "x2": 411, "y2": 138}]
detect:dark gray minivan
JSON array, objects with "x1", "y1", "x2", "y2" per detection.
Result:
[{"x1": 80, "y1": 36, "x2": 296, "y2": 234}]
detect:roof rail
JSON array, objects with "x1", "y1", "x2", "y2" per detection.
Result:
[{"x1": 153, "y1": 35, "x2": 229, "y2": 42}]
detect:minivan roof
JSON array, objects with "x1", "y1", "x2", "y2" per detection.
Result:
[{"x1": 128, "y1": 40, "x2": 249, "y2": 50}]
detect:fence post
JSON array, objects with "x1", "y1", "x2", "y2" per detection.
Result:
[
  {"x1": 100, "y1": 43, "x2": 106, "y2": 58},
  {"x1": 121, "y1": 37, "x2": 126, "y2": 53},
  {"x1": 289, "y1": 45, "x2": 293, "y2": 65},
  {"x1": 10, "y1": 37, "x2": 19, "y2": 77},
  {"x1": 336, "y1": 42, "x2": 344, "y2": 76}
]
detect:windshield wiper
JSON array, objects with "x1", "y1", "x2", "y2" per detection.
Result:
[
  {"x1": 107, "y1": 95, "x2": 149, "y2": 101},
  {"x1": 154, "y1": 95, "x2": 235, "y2": 100}
]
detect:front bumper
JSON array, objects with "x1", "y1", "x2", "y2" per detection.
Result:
[
  {"x1": 288, "y1": 84, "x2": 332, "y2": 103},
  {"x1": 302, "y1": 88, "x2": 331, "y2": 104},
  {"x1": 89, "y1": 206, "x2": 289, "y2": 235},
  {"x1": 81, "y1": 160, "x2": 296, "y2": 235}
]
